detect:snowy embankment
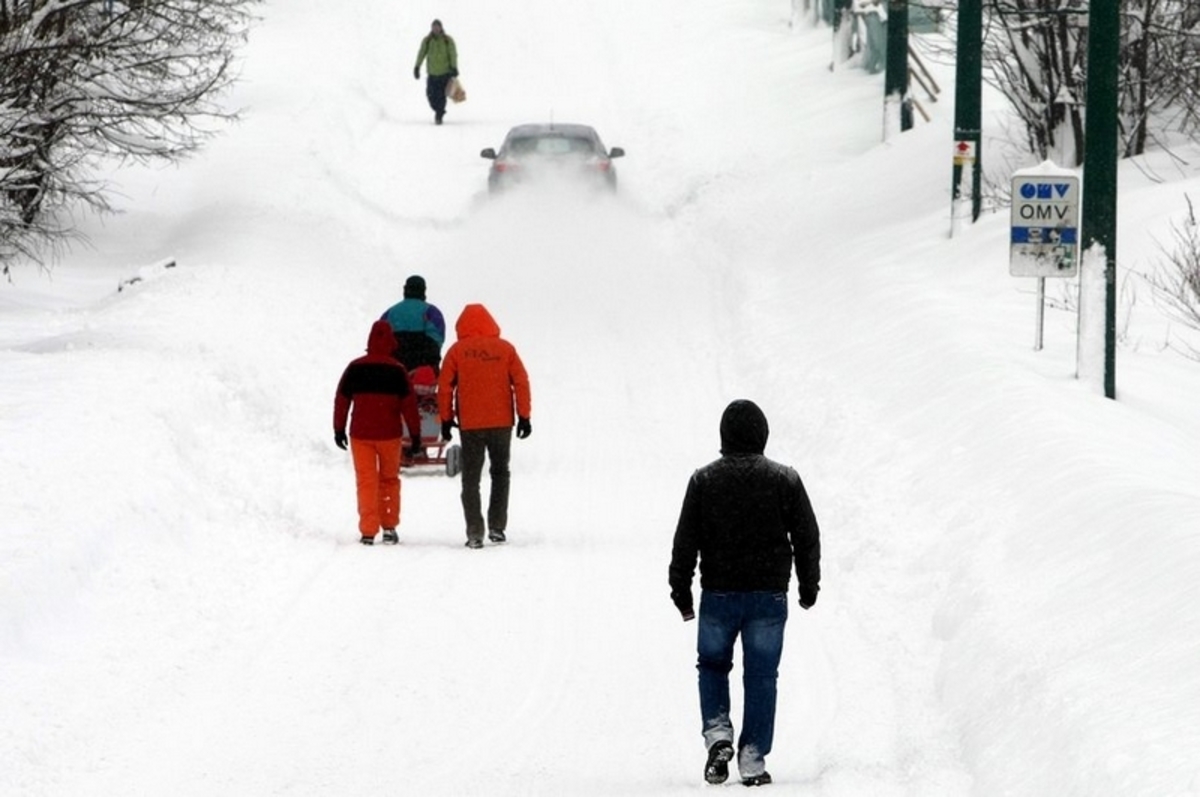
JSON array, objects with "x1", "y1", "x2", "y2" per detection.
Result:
[{"x1": 3, "y1": 1, "x2": 1200, "y2": 795}]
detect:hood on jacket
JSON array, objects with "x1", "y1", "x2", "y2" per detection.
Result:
[
  {"x1": 455, "y1": 303, "x2": 501, "y2": 339},
  {"x1": 719, "y1": 399, "x2": 769, "y2": 455},
  {"x1": 367, "y1": 319, "x2": 397, "y2": 355}
]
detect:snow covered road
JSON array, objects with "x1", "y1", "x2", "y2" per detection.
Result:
[{"x1": 5, "y1": 1, "x2": 1200, "y2": 795}]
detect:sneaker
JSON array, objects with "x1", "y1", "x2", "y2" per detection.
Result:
[
  {"x1": 704, "y1": 740, "x2": 734, "y2": 785},
  {"x1": 359, "y1": 535, "x2": 375, "y2": 546},
  {"x1": 382, "y1": 528, "x2": 399, "y2": 545},
  {"x1": 742, "y1": 772, "x2": 772, "y2": 787},
  {"x1": 488, "y1": 529, "x2": 506, "y2": 543},
  {"x1": 464, "y1": 538, "x2": 483, "y2": 549}
]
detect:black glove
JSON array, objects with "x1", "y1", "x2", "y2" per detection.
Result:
[
  {"x1": 334, "y1": 430, "x2": 348, "y2": 450},
  {"x1": 671, "y1": 590, "x2": 695, "y2": 622},
  {"x1": 799, "y1": 590, "x2": 818, "y2": 610},
  {"x1": 441, "y1": 420, "x2": 455, "y2": 441},
  {"x1": 413, "y1": 67, "x2": 420, "y2": 80},
  {"x1": 448, "y1": 67, "x2": 459, "y2": 78},
  {"x1": 405, "y1": 443, "x2": 425, "y2": 459},
  {"x1": 516, "y1": 417, "x2": 531, "y2": 439}
]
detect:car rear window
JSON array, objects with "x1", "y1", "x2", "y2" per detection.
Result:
[{"x1": 509, "y1": 136, "x2": 597, "y2": 156}]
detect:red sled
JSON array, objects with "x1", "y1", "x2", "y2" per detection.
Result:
[{"x1": 401, "y1": 366, "x2": 462, "y2": 476}]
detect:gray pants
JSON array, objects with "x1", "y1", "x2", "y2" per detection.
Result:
[{"x1": 460, "y1": 427, "x2": 512, "y2": 540}]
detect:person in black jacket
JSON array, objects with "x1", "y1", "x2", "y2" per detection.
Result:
[{"x1": 668, "y1": 399, "x2": 821, "y2": 787}]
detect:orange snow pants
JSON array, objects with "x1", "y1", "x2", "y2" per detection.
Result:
[{"x1": 350, "y1": 437, "x2": 403, "y2": 537}]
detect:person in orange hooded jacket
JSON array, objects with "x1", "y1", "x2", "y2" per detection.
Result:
[
  {"x1": 334, "y1": 320, "x2": 423, "y2": 545},
  {"x1": 437, "y1": 304, "x2": 531, "y2": 548}
]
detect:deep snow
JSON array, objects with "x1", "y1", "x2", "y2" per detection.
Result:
[{"x1": 3, "y1": 1, "x2": 1200, "y2": 795}]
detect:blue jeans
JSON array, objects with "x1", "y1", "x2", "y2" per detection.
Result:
[{"x1": 696, "y1": 590, "x2": 788, "y2": 777}]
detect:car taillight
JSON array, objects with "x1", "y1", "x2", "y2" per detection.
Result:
[
  {"x1": 495, "y1": 160, "x2": 519, "y2": 173},
  {"x1": 591, "y1": 159, "x2": 611, "y2": 171}
]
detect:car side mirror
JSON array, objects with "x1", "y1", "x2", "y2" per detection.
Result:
[
  {"x1": 480, "y1": 148, "x2": 497, "y2": 159},
  {"x1": 608, "y1": 147, "x2": 625, "y2": 159}
]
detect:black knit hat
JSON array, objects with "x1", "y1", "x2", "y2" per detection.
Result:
[{"x1": 403, "y1": 274, "x2": 427, "y2": 299}]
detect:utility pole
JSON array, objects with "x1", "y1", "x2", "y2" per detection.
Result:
[
  {"x1": 883, "y1": 0, "x2": 910, "y2": 138},
  {"x1": 950, "y1": 0, "x2": 982, "y2": 235},
  {"x1": 1080, "y1": 0, "x2": 1119, "y2": 399}
]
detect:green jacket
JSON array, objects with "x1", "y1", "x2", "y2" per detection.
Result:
[{"x1": 415, "y1": 34, "x2": 457, "y2": 77}]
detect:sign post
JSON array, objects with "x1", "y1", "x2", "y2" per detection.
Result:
[
  {"x1": 1080, "y1": 0, "x2": 1120, "y2": 399},
  {"x1": 950, "y1": 0, "x2": 982, "y2": 237},
  {"x1": 1010, "y1": 164, "x2": 1080, "y2": 350},
  {"x1": 883, "y1": 0, "x2": 910, "y2": 139}
]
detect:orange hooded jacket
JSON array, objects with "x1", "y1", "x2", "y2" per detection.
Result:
[{"x1": 437, "y1": 304, "x2": 531, "y2": 431}]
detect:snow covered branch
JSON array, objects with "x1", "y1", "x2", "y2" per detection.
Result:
[
  {"x1": 980, "y1": 0, "x2": 1200, "y2": 166},
  {"x1": 1147, "y1": 194, "x2": 1200, "y2": 360},
  {"x1": 0, "y1": 0, "x2": 259, "y2": 267}
]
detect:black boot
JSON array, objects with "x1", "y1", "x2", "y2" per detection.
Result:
[{"x1": 704, "y1": 741, "x2": 734, "y2": 785}]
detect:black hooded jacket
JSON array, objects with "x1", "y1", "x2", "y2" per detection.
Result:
[{"x1": 668, "y1": 400, "x2": 821, "y2": 612}]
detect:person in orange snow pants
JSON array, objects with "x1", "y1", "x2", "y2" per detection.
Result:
[
  {"x1": 334, "y1": 320, "x2": 423, "y2": 544},
  {"x1": 350, "y1": 439, "x2": 403, "y2": 536}
]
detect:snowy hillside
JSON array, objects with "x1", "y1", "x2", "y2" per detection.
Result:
[{"x1": 3, "y1": 1, "x2": 1200, "y2": 795}]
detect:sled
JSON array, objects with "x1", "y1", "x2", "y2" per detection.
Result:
[{"x1": 401, "y1": 366, "x2": 462, "y2": 477}]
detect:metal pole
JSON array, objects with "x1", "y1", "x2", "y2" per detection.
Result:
[
  {"x1": 951, "y1": 0, "x2": 982, "y2": 234},
  {"x1": 1080, "y1": 0, "x2": 1119, "y2": 399},
  {"x1": 884, "y1": 0, "x2": 910, "y2": 138}
]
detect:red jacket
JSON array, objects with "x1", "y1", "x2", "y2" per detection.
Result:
[
  {"x1": 438, "y1": 304, "x2": 531, "y2": 431},
  {"x1": 334, "y1": 320, "x2": 422, "y2": 441}
]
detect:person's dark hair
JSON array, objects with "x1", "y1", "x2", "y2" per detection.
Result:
[{"x1": 403, "y1": 275, "x2": 427, "y2": 300}]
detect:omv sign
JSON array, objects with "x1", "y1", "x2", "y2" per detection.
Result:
[
  {"x1": 1017, "y1": 183, "x2": 1074, "y2": 220},
  {"x1": 1011, "y1": 171, "x2": 1080, "y2": 278}
]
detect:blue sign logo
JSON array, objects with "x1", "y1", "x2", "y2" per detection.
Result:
[{"x1": 1020, "y1": 182, "x2": 1072, "y2": 200}]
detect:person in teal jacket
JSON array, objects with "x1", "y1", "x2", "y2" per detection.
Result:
[
  {"x1": 413, "y1": 19, "x2": 458, "y2": 125},
  {"x1": 380, "y1": 275, "x2": 446, "y2": 374}
]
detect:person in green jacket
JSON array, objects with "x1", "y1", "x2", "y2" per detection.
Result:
[{"x1": 413, "y1": 19, "x2": 458, "y2": 125}]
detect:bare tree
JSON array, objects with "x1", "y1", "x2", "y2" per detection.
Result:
[
  {"x1": 982, "y1": 0, "x2": 1088, "y2": 166},
  {"x1": 1119, "y1": 0, "x2": 1200, "y2": 157},
  {"x1": 1146, "y1": 194, "x2": 1200, "y2": 360},
  {"x1": 981, "y1": 0, "x2": 1200, "y2": 167},
  {"x1": 1, "y1": 0, "x2": 258, "y2": 272}
]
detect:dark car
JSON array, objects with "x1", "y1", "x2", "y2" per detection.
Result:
[{"x1": 481, "y1": 123, "x2": 625, "y2": 194}]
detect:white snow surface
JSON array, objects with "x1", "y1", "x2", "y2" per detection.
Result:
[{"x1": 4, "y1": 1, "x2": 1200, "y2": 795}]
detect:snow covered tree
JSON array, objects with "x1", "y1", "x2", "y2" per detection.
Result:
[
  {"x1": 982, "y1": 0, "x2": 1088, "y2": 166},
  {"x1": 981, "y1": 0, "x2": 1200, "y2": 167},
  {"x1": 0, "y1": 0, "x2": 258, "y2": 270},
  {"x1": 1147, "y1": 194, "x2": 1200, "y2": 360},
  {"x1": 1118, "y1": 0, "x2": 1200, "y2": 157}
]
